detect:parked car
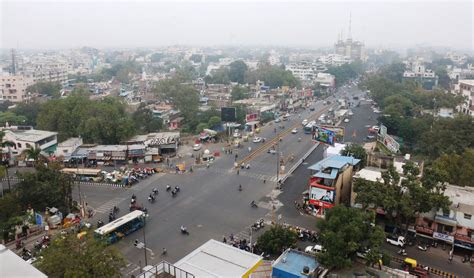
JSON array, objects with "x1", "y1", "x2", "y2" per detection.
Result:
[
  {"x1": 310, "y1": 107, "x2": 315, "y2": 111},
  {"x1": 252, "y1": 137, "x2": 262, "y2": 143},
  {"x1": 193, "y1": 144, "x2": 202, "y2": 151},
  {"x1": 305, "y1": 244, "x2": 323, "y2": 255},
  {"x1": 291, "y1": 128, "x2": 298, "y2": 134},
  {"x1": 344, "y1": 118, "x2": 350, "y2": 123},
  {"x1": 275, "y1": 118, "x2": 281, "y2": 123},
  {"x1": 386, "y1": 235, "x2": 406, "y2": 247},
  {"x1": 302, "y1": 119, "x2": 308, "y2": 126}
]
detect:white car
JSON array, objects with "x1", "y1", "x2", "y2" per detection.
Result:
[
  {"x1": 348, "y1": 111, "x2": 354, "y2": 116},
  {"x1": 302, "y1": 119, "x2": 308, "y2": 126},
  {"x1": 372, "y1": 126, "x2": 380, "y2": 132},
  {"x1": 386, "y1": 235, "x2": 406, "y2": 247},
  {"x1": 291, "y1": 128, "x2": 298, "y2": 134},
  {"x1": 193, "y1": 144, "x2": 202, "y2": 151},
  {"x1": 233, "y1": 132, "x2": 242, "y2": 138},
  {"x1": 344, "y1": 118, "x2": 350, "y2": 123},
  {"x1": 305, "y1": 245, "x2": 323, "y2": 255},
  {"x1": 275, "y1": 118, "x2": 281, "y2": 123},
  {"x1": 252, "y1": 137, "x2": 262, "y2": 143},
  {"x1": 268, "y1": 149, "x2": 276, "y2": 154}
]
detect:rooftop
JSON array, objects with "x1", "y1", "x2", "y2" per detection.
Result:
[
  {"x1": 445, "y1": 185, "x2": 474, "y2": 214},
  {"x1": 4, "y1": 129, "x2": 57, "y2": 143},
  {"x1": 174, "y1": 239, "x2": 262, "y2": 278},
  {"x1": 0, "y1": 244, "x2": 47, "y2": 278},
  {"x1": 273, "y1": 249, "x2": 319, "y2": 276},
  {"x1": 459, "y1": 79, "x2": 474, "y2": 86},
  {"x1": 308, "y1": 155, "x2": 360, "y2": 172},
  {"x1": 58, "y1": 137, "x2": 82, "y2": 147},
  {"x1": 354, "y1": 167, "x2": 384, "y2": 182}
]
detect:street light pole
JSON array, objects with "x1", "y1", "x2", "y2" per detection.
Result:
[
  {"x1": 276, "y1": 135, "x2": 280, "y2": 189},
  {"x1": 142, "y1": 216, "x2": 148, "y2": 266}
]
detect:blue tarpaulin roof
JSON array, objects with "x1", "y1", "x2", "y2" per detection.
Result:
[{"x1": 308, "y1": 155, "x2": 360, "y2": 172}]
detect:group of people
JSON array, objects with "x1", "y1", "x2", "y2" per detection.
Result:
[{"x1": 222, "y1": 234, "x2": 253, "y2": 252}]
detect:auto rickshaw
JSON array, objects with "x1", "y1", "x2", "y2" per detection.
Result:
[{"x1": 402, "y1": 258, "x2": 428, "y2": 278}]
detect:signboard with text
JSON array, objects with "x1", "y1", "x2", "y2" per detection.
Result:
[
  {"x1": 245, "y1": 113, "x2": 259, "y2": 123},
  {"x1": 309, "y1": 186, "x2": 336, "y2": 208},
  {"x1": 221, "y1": 107, "x2": 236, "y2": 122},
  {"x1": 433, "y1": 232, "x2": 454, "y2": 243}
]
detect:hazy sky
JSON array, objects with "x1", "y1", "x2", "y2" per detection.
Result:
[{"x1": 1, "y1": 0, "x2": 473, "y2": 50}]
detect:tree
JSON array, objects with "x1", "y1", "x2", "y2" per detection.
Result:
[
  {"x1": 189, "y1": 54, "x2": 202, "y2": 63},
  {"x1": 37, "y1": 234, "x2": 125, "y2": 277},
  {"x1": 22, "y1": 147, "x2": 45, "y2": 165},
  {"x1": 432, "y1": 149, "x2": 474, "y2": 187},
  {"x1": 256, "y1": 225, "x2": 298, "y2": 255},
  {"x1": 195, "y1": 123, "x2": 209, "y2": 132},
  {"x1": 354, "y1": 164, "x2": 451, "y2": 233},
  {"x1": 326, "y1": 62, "x2": 364, "y2": 87},
  {"x1": 12, "y1": 102, "x2": 40, "y2": 126},
  {"x1": 26, "y1": 81, "x2": 62, "y2": 98},
  {"x1": 231, "y1": 86, "x2": 249, "y2": 101},
  {"x1": 340, "y1": 144, "x2": 368, "y2": 167},
  {"x1": 207, "y1": 116, "x2": 221, "y2": 129},
  {"x1": 317, "y1": 205, "x2": 385, "y2": 269},
  {"x1": 205, "y1": 67, "x2": 230, "y2": 84},
  {"x1": 16, "y1": 165, "x2": 74, "y2": 214},
  {"x1": 246, "y1": 64, "x2": 300, "y2": 88},
  {"x1": 228, "y1": 60, "x2": 248, "y2": 84},
  {"x1": 0, "y1": 111, "x2": 27, "y2": 126},
  {"x1": 132, "y1": 105, "x2": 163, "y2": 134}
]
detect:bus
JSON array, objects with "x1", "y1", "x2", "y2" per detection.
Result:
[
  {"x1": 60, "y1": 168, "x2": 103, "y2": 182},
  {"x1": 304, "y1": 121, "x2": 316, "y2": 134},
  {"x1": 94, "y1": 210, "x2": 146, "y2": 244}
]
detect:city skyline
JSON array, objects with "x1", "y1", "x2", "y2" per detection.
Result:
[{"x1": 1, "y1": 1, "x2": 473, "y2": 50}]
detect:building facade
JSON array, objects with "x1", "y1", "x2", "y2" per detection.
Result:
[
  {"x1": 0, "y1": 75, "x2": 33, "y2": 102},
  {"x1": 454, "y1": 80, "x2": 474, "y2": 116}
]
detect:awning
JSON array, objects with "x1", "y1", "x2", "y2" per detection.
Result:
[{"x1": 435, "y1": 215, "x2": 457, "y2": 226}]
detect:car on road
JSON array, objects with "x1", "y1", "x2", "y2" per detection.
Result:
[
  {"x1": 193, "y1": 144, "x2": 202, "y2": 151},
  {"x1": 302, "y1": 119, "x2": 308, "y2": 126},
  {"x1": 275, "y1": 118, "x2": 281, "y2": 123},
  {"x1": 233, "y1": 132, "x2": 242, "y2": 138},
  {"x1": 386, "y1": 235, "x2": 406, "y2": 247},
  {"x1": 252, "y1": 137, "x2": 262, "y2": 143},
  {"x1": 305, "y1": 245, "x2": 323, "y2": 255},
  {"x1": 348, "y1": 111, "x2": 354, "y2": 116},
  {"x1": 309, "y1": 107, "x2": 315, "y2": 111},
  {"x1": 291, "y1": 128, "x2": 298, "y2": 134},
  {"x1": 344, "y1": 118, "x2": 350, "y2": 123},
  {"x1": 373, "y1": 108, "x2": 381, "y2": 113}
]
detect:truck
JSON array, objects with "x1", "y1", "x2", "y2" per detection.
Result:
[{"x1": 386, "y1": 235, "x2": 406, "y2": 247}]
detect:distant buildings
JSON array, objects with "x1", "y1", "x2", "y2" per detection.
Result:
[
  {"x1": 453, "y1": 80, "x2": 474, "y2": 116},
  {"x1": 402, "y1": 62, "x2": 439, "y2": 90},
  {"x1": 0, "y1": 75, "x2": 33, "y2": 102},
  {"x1": 334, "y1": 37, "x2": 366, "y2": 61}
]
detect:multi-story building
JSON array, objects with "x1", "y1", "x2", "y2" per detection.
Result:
[
  {"x1": 318, "y1": 54, "x2": 351, "y2": 67},
  {"x1": 334, "y1": 37, "x2": 366, "y2": 61},
  {"x1": 402, "y1": 62, "x2": 439, "y2": 90},
  {"x1": 0, "y1": 74, "x2": 33, "y2": 102},
  {"x1": 306, "y1": 155, "x2": 360, "y2": 217},
  {"x1": 415, "y1": 185, "x2": 474, "y2": 253},
  {"x1": 1, "y1": 126, "x2": 58, "y2": 157},
  {"x1": 453, "y1": 80, "x2": 474, "y2": 116},
  {"x1": 285, "y1": 63, "x2": 317, "y2": 82},
  {"x1": 314, "y1": 73, "x2": 336, "y2": 89}
]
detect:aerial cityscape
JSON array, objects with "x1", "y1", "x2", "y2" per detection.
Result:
[{"x1": 0, "y1": 1, "x2": 473, "y2": 278}]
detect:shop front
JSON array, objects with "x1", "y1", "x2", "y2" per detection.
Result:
[{"x1": 308, "y1": 184, "x2": 335, "y2": 218}]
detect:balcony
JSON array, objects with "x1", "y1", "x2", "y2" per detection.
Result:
[{"x1": 455, "y1": 233, "x2": 474, "y2": 243}]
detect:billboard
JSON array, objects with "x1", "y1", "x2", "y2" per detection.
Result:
[
  {"x1": 245, "y1": 113, "x2": 259, "y2": 123},
  {"x1": 321, "y1": 125, "x2": 344, "y2": 143},
  {"x1": 309, "y1": 186, "x2": 335, "y2": 205},
  {"x1": 312, "y1": 126, "x2": 336, "y2": 146},
  {"x1": 221, "y1": 107, "x2": 236, "y2": 122}
]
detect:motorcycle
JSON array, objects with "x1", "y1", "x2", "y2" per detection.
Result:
[
  {"x1": 462, "y1": 255, "x2": 470, "y2": 263},
  {"x1": 417, "y1": 245, "x2": 428, "y2": 251},
  {"x1": 252, "y1": 219, "x2": 264, "y2": 230},
  {"x1": 171, "y1": 189, "x2": 177, "y2": 197},
  {"x1": 148, "y1": 196, "x2": 155, "y2": 203},
  {"x1": 166, "y1": 185, "x2": 171, "y2": 192},
  {"x1": 250, "y1": 201, "x2": 258, "y2": 208},
  {"x1": 238, "y1": 185, "x2": 242, "y2": 191},
  {"x1": 174, "y1": 186, "x2": 180, "y2": 192},
  {"x1": 97, "y1": 220, "x2": 104, "y2": 228},
  {"x1": 113, "y1": 206, "x2": 119, "y2": 214},
  {"x1": 397, "y1": 249, "x2": 407, "y2": 256},
  {"x1": 152, "y1": 188, "x2": 159, "y2": 195},
  {"x1": 181, "y1": 227, "x2": 189, "y2": 235}
]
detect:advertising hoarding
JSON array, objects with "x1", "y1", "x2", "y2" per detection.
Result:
[
  {"x1": 309, "y1": 186, "x2": 335, "y2": 204},
  {"x1": 312, "y1": 126, "x2": 336, "y2": 146},
  {"x1": 245, "y1": 113, "x2": 259, "y2": 123},
  {"x1": 221, "y1": 107, "x2": 236, "y2": 122},
  {"x1": 321, "y1": 125, "x2": 345, "y2": 143}
]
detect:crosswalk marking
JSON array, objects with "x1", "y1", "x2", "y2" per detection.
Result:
[{"x1": 94, "y1": 197, "x2": 127, "y2": 214}]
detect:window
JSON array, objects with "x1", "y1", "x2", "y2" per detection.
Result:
[
  {"x1": 17, "y1": 143, "x2": 22, "y2": 148},
  {"x1": 443, "y1": 210, "x2": 450, "y2": 217},
  {"x1": 444, "y1": 225, "x2": 453, "y2": 233},
  {"x1": 464, "y1": 213, "x2": 472, "y2": 220}
]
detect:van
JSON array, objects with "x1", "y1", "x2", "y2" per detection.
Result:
[{"x1": 386, "y1": 235, "x2": 406, "y2": 247}]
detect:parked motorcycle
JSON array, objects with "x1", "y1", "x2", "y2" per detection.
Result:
[
  {"x1": 397, "y1": 249, "x2": 407, "y2": 256},
  {"x1": 250, "y1": 201, "x2": 258, "y2": 208},
  {"x1": 417, "y1": 244, "x2": 428, "y2": 251}
]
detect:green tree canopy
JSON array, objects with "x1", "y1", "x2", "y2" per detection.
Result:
[
  {"x1": 207, "y1": 116, "x2": 221, "y2": 129},
  {"x1": 326, "y1": 62, "x2": 364, "y2": 87},
  {"x1": 132, "y1": 104, "x2": 163, "y2": 134},
  {"x1": 36, "y1": 93, "x2": 135, "y2": 144},
  {"x1": 317, "y1": 205, "x2": 385, "y2": 269},
  {"x1": 37, "y1": 234, "x2": 125, "y2": 278},
  {"x1": 246, "y1": 63, "x2": 300, "y2": 88},
  {"x1": 12, "y1": 102, "x2": 40, "y2": 126},
  {"x1": 205, "y1": 67, "x2": 231, "y2": 84},
  {"x1": 231, "y1": 85, "x2": 249, "y2": 101},
  {"x1": 340, "y1": 143, "x2": 368, "y2": 167},
  {"x1": 256, "y1": 225, "x2": 298, "y2": 255},
  {"x1": 26, "y1": 81, "x2": 62, "y2": 98},
  {"x1": 0, "y1": 111, "x2": 27, "y2": 126},
  {"x1": 432, "y1": 148, "x2": 474, "y2": 187},
  {"x1": 228, "y1": 60, "x2": 248, "y2": 84}
]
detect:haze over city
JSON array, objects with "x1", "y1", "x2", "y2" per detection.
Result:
[{"x1": 1, "y1": 0, "x2": 473, "y2": 50}]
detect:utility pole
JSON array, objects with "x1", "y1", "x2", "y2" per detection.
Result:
[
  {"x1": 76, "y1": 159, "x2": 83, "y2": 217},
  {"x1": 276, "y1": 135, "x2": 280, "y2": 189},
  {"x1": 142, "y1": 216, "x2": 148, "y2": 266}
]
